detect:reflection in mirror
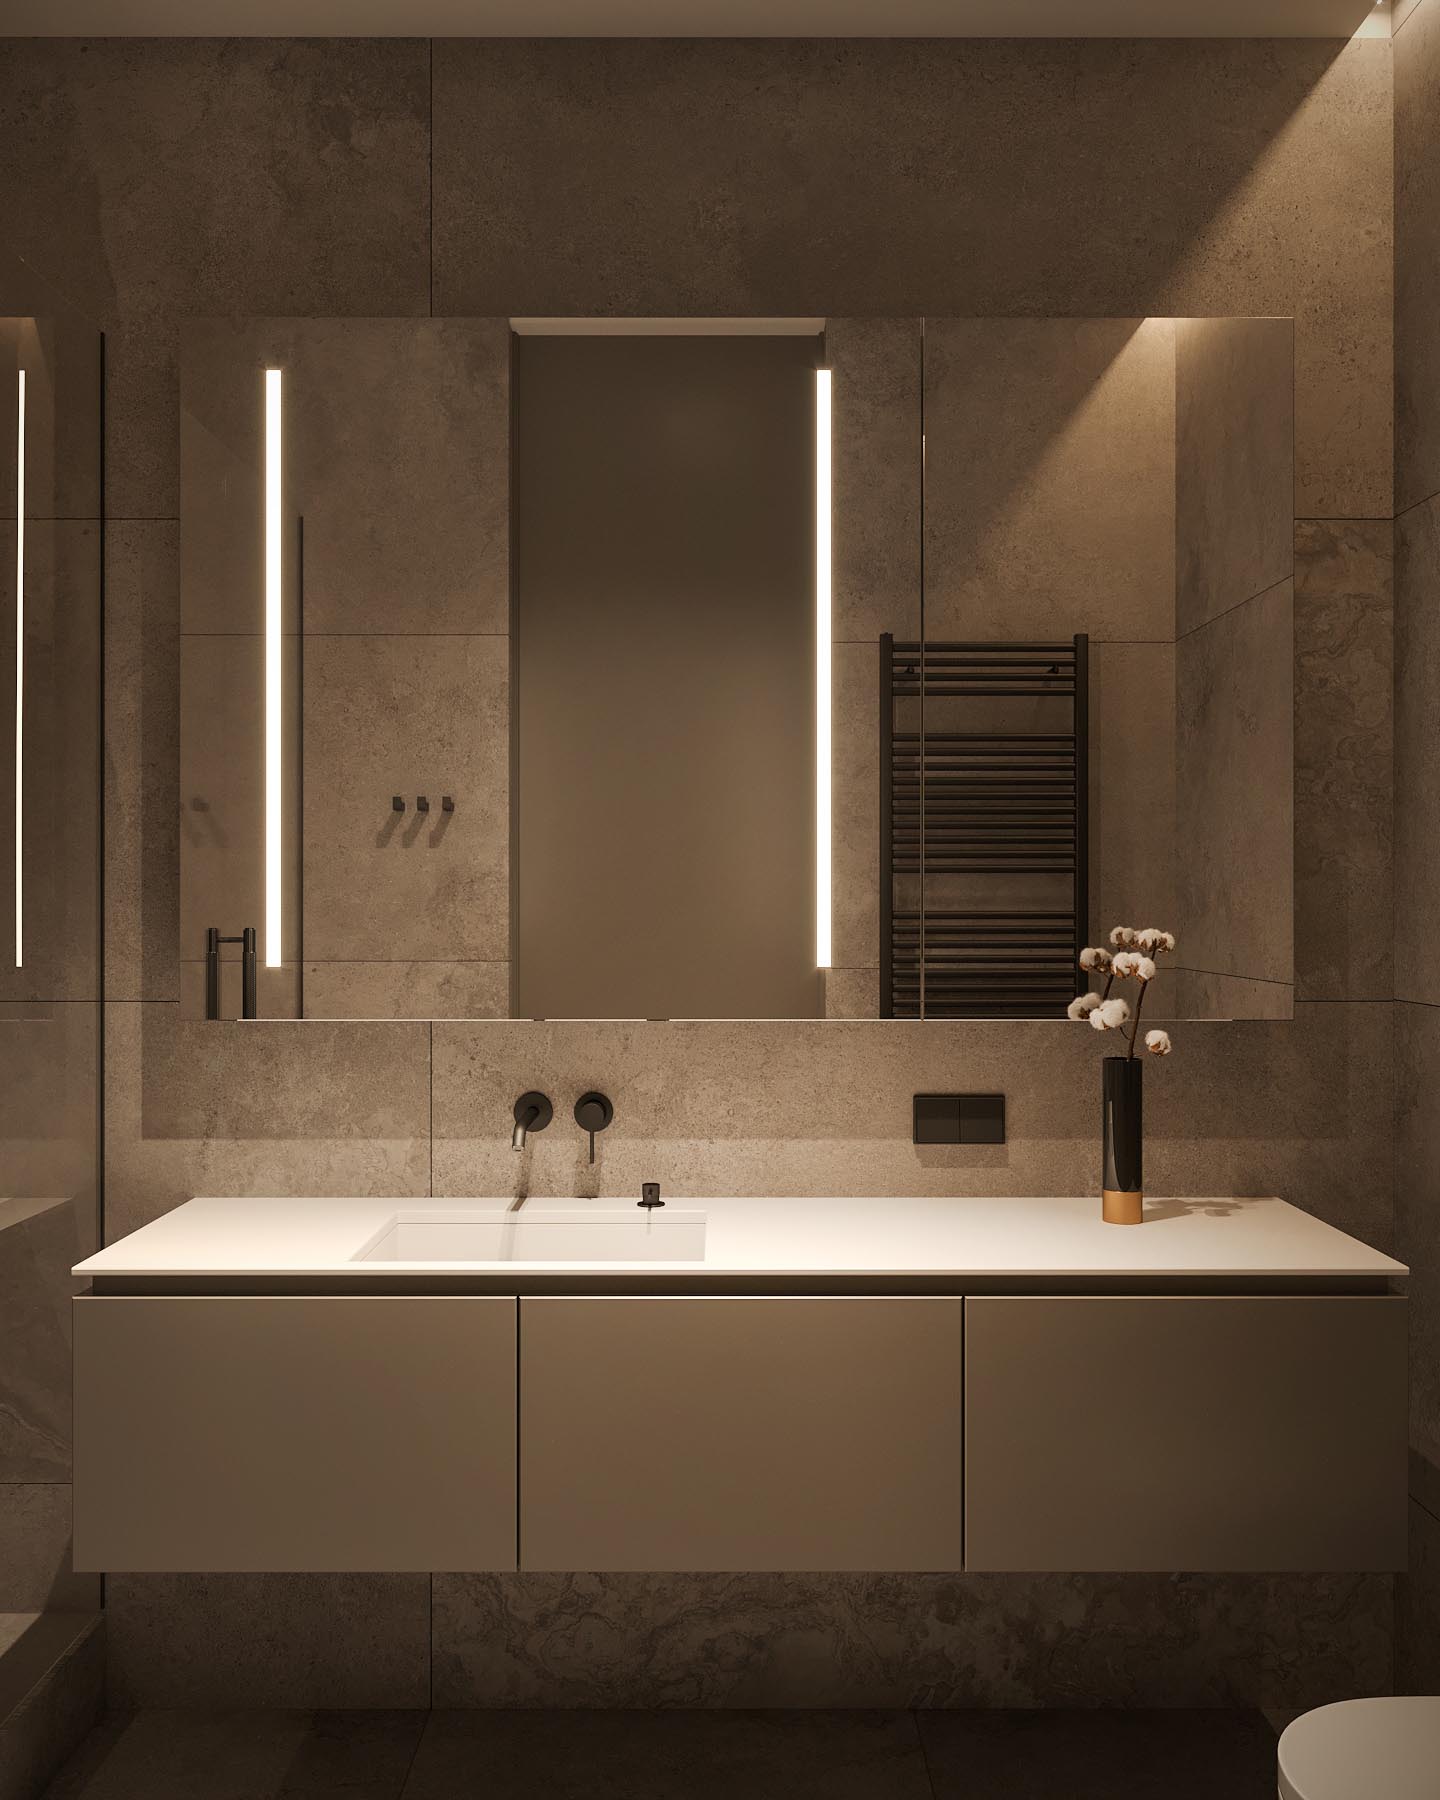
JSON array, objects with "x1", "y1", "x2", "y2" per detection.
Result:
[
  {"x1": 177, "y1": 314, "x2": 1293, "y2": 1024},
  {"x1": 907, "y1": 317, "x2": 1294, "y2": 1023}
]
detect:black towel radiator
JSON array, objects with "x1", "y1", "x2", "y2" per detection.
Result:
[{"x1": 880, "y1": 635, "x2": 1089, "y2": 1019}]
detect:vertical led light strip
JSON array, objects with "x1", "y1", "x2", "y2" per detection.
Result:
[
  {"x1": 815, "y1": 367, "x2": 833, "y2": 970},
  {"x1": 263, "y1": 368, "x2": 283, "y2": 969},
  {"x1": 13, "y1": 368, "x2": 24, "y2": 969}
]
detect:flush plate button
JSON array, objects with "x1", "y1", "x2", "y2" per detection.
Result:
[{"x1": 913, "y1": 1093, "x2": 1006, "y2": 1145}]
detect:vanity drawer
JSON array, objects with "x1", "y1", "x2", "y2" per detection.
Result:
[
  {"x1": 964, "y1": 1295, "x2": 1406, "y2": 1572},
  {"x1": 73, "y1": 1295, "x2": 517, "y2": 1572},
  {"x1": 519, "y1": 1297, "x2": 964, "y2": 1572}
]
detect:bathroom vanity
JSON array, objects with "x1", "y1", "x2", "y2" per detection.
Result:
[{"x1": 71, "y1": 1195, "x2": 1406, "y2": 1578}]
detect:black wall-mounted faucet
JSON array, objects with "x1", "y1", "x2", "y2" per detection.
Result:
[
  {"x1": 512, "y1": 1091, "x2": 553, "y2": 1151},
  {"x1": 574, "y1": 1091, "x2": 614, "y2": 1164}
]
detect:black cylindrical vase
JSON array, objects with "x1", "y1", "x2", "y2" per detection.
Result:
[{"x1": 1101, "y1": 1054, "x2": 1143, "y2": 1225}]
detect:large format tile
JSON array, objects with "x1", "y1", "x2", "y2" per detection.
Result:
[
  {"x1": 41, "y1": 1708, "x2": 425, "y2": 1800},
  {"x1": 104, "y1": 1576, "x2": 430, "y2": 1709},
  {"x1": 404, "y1": 1709, "x2": 929, "y2": 1800},
  {"x1": 1175, "y1": 317, "x2": 1294, "y2": 636},
  {"x1": 101, "y1": 1004, "x2": 429, "y2": 1241},
  {"x1": 430, "y1": 1005, "x2": 1391, "y2": 1247},
  {"x1": 0, "y1": 1486, "x2": 96, "y2": 1613},
  {"x1": 827, "y1": 317, "x2": 920, "y2": 645},
  {"x1": 431, "y1": 1570, "x2": 1387, "y2": 1711},
  {"x1": 303, "y1": 962, "x2": 507, "y2": 1021},
  {"x1": 0, "y1": 1007, "x2": 99, "y2": 1237},
  {"x1": 433, "y1": 36, "x2": 1389, "y2": 517},
  {"x1": 0, "y1": 1615, "x2": 103, "y2": 1800},
  {"x1": 1294, "y1": 519, "x2": 1393, "y2": 1003},
  {"x1": 916, "y1": 1709, "x2": 1278, "y2": 1800},
  {"x1": 103, "y1": 522, "x2": 179, "y2": 1004},
  {"x1": 1396, "y1": 0, "x2": 1440, "y2": 512},
  {"x1": 0, "y1": 521, "x2": 101, "y2": 1008},
  {"x1": 923, "y1": 317, "x2": 1174, "y2": 643},
  {"x1": 1397, "y1": 1498, "x2": 1440, "y2": 1694},
  {"x1": 1396, "y1": 1000, "x2": 1440, "y2": 1474},
  {"x1": 302, "y1": 636, "x2": 508, "y2": 966},
  {"x1": 181, "y1": 318, "x2": 508, "y2": 638},
  {"x1": 1176, "y1": 582, "x2": 1294, "y2": 992},
  {"x1": 832, "y1": 642, "x2": 880, "y2": 981},
  {"x1": 0, "y1": 312, "x2": 103, "y2": 525},
  {"x1": 1395, "y1": 494, "x2": 1440, "y2": 1007},
  {"x1": 0, "y1": 1198, "x2": 79, "y2": 1483},
  {"x1": 0, "y1": 41, "x2": 431, "y2": 518},
  {"x1": 176, "y1": 634, "x2": 301, "y2": 995},
  {"x1": 1090, "y1": 640, "x2": 1176, "y2": 949}
]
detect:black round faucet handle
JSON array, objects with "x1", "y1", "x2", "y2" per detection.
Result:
[
  {"x1": 574, "y1": 1091, "x2": 614, "y2": 1134},
  {"x1": 513, "y1": 1091, "x2": 553, "y2": 1131}
]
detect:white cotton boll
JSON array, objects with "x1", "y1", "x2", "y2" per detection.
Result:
[
  {"x1": 1111, "y1": 952, "x2": 1139, "y2": 978},
  {"x1": 1108, "y1": 925, "x2": 1136, "y2": 948},
  {"x1": 1159, "y1": 932, "x2": 1176, "y2": 953},
  {"x1": 1145, "y1": 1029, "x2": 1173, "y2": 1056},
  {"x1": 1079, "y1": 947, "x2": 1112, "y2": 973},
  {"x1": 1137, "y1": 927, "x2": 1177, "y2": 956},
  {"x1": 1067, "y1": 992, "x2": 1102, "y2": 1020},
  {"x1": 1135, "y1": 956, "x2": 1157, "y2": 982},
  {"x1": 1088, "y1": 1007, "x2": 1111, "y2": 1031},
  {"x1": 1098, "y1": 997, "x2": 1130, "y2": 1028}
]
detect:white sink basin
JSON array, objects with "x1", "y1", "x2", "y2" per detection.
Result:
[{"x1": 353, "y1": 1209, "x2": 707, "y2": 1264}]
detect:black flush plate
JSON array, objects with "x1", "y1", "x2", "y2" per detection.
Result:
[{"x1": 913, "y1": 1093, "x2": 1006, "y2": 1146}]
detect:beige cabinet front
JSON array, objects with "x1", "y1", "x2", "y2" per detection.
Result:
[
  {"x1": 73, "y1": 1295, "x2": 517, "y2": 1572},
  {"x1": 519, "y1": 1296, "x2": 964, "y2": 1571},
  {"x1": 964, "y1": 1295, "x2": 1407, "y2": 1573}
]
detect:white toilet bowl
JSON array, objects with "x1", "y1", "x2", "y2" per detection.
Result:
[{"x1": 1278, "y1": 1697, "x2": 1440, "y2": 1799}]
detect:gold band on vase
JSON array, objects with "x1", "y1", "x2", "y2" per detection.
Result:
[{"x1": 1102, "y1": 1188, "x2": 1143, "y2": 1226}]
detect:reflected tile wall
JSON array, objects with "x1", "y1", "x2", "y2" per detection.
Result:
[
  {"x1": 923, "y1": 318, "x2": 1174, "y2": 644},
  {"x1": 1175, "y1": 317, "x2": 1294, "y2": 636},
  {"x1": 1176, "y1": 582, "x2": 1295, "y2": 1000},
  {"x1": 1294, "y1": 519, "x2": 1393, "y2": 1003},
  {"x1": 302, "y1": 634, "x2": 508, "y2": 969}
]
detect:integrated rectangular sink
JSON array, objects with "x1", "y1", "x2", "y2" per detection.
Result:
[{"x1": 353, "y1": 1209, "x2": 707, "y2": 1264}]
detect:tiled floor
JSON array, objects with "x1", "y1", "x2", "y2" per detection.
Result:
[{"x1": 40, "y1": 1706, "x2": 1281, "y2": 1798}]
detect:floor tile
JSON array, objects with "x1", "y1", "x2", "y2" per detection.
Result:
[
  {"x1": 41, "y1": 1709, "x2": 425, "y2": 1800},
  {"x1": 401, "y1": 1709, "x2": 930, "y2": 1800},
  {"x1": 915, "y1": 1709, "x2": 1278, "y2": 1800}
]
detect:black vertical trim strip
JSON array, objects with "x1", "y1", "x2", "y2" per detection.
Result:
[
  {"x1": 1074, "y1": 630, "x2": 1089, "y2": 991},
  {"x1": 296, "y1": 514, "x2": 304, "y2": 1019},
  {"x1": 879, "y1": 632, "x2": 893, "y2": 1016},
  {"x1": 917, "y1": 317, "x2": 927, "y2": 1021},
  {"x1": 515, "y1": 1299, "x2": 522, "y2": 1571},
  {"x1": 428, "y1": 41, "x2": 435, "y2": 319}
]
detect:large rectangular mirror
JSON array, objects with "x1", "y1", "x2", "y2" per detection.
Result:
[{"x1": 178, "y1": 314, "x2": 1293, "y2": 1023}]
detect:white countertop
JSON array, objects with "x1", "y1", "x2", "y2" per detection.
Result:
[{"x1": 73, "y1": 1193, "x2": 1406, "y2": 1281}]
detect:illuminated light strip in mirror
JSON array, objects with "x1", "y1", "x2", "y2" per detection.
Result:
[
  {"x1": 815, "y1": 366, "x2": 832, "y2": 971},
  {"x1": 264, "y1": 367, "x2": 283, "y2": 969},
  {"x1": 13, "y1": 369, "x2": 23, "y2": 969}
]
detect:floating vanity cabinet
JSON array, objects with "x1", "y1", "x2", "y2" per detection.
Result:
[
  {"x1": 963, "y1": 1296, "x2": 1407, "y2": 1572},
  {"x1": 72, "y1": 1296, "x2": 518, "y2": 1572},
  {"x1": 519, "y1": 1297, "x2": 965, "y2": 1571}
]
